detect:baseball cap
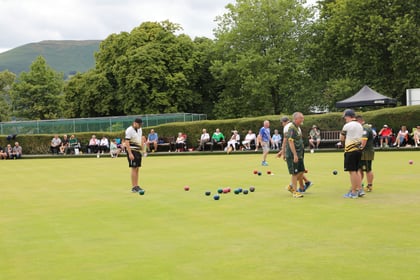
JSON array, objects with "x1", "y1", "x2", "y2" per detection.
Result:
[
  {"x1": 134, "y1": 118, "x2": 143, "y2": 124},
  {"x1": 383, "y1": 124, "x2": 388, "y2": 127},
  {"x1": 312, "y1": 125, "x2": 317, "y2": 128},
  {"x1": 342, "y1": 109, "x2": 356, "y2": 118},
  {"x1": 280, "y1": 116, "x2": 289, "y2": 123}
]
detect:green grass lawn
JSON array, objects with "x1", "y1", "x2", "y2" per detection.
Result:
[{"x1": 1, "y1": 151, "x2": 420, "y2": 279}]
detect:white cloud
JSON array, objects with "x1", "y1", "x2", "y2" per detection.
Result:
[
  {"x1": 0, "y1": 0, "x2": 232, "y2": 52},
  {"x1": 0, "y1": 0, "x2": 318, "y2": 53}
]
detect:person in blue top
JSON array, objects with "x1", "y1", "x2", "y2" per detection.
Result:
[
  {"x1": 257, "y1": 120, "x2": 271, "y2": 166},
  {"x1": 271, "y1": 129, "x2": 282, "y2": 150},
  {"x1": 146, "y1": 129, "x2": 159, "y2": 152}
]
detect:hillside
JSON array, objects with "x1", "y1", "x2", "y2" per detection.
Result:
[{"x1": 0, "y1": 40, "x2": 101, "y2": 78}]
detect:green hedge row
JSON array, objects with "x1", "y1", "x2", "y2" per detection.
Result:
[{"x1": 1, "y1": 105, "x2": 419, "y2": 154}]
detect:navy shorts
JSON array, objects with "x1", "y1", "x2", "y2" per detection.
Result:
[
  {"x1": 344, "y1": 150, "x2": 362, "y2": 172},
  {"x1": 127, "y1": 150, "x2": 142, "y2": 168}
]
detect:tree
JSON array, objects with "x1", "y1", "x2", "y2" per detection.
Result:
[
  {"x1": 64, "y1": 21, "x2": 217, "y2": 118},
  {"x1": 91, "y1": 21, "x2": 203, "y2": 116},
  {"x1": 63, "y1": 70, "x2": 118, "y2": 118},
  {"x1": 188, "y1": 37, "x2": 219, "y2": 118},
  {"x1": 11, "y1": 56, "x2": 64, "y2": 119},
  {"x1": 211, "y1": 0, "x2": 314, "y2": 118},
  {"x1": 0, "y1": 70, "x2": 16, "y2": 121},
  {"x1": 312, "y1": 0, "x2": 420, "y2": 106}
]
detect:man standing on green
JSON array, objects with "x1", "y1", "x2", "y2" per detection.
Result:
[
  {"x1": 125, "y1": 118, "x2": 145, "y2": 193},
  {"x1": 285, "y1": 112, "x2": 305, "y2": 198},
  {"x1": 341, "y1": 109, "x2": 363, "y2": 199},
  {"x1": 356, "y1": 115, "x2": 375, "y2": 193},
  {"x1": 257, "y1": 120, "x2": 271, "y2": 166}
]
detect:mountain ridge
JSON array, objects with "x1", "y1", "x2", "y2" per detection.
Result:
[{"x1": 0, "y1": 40, "x2": 101, "y2": 78}]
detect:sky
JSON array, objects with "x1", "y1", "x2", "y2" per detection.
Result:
[{"x1": 0, "y1": 0, "x2": 317, "y2": 54}]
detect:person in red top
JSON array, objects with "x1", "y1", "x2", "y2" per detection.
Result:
[{"x1": 378, "y1": 124, "x2": 393, "y2": 148}]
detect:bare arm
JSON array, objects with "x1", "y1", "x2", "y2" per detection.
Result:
[
  {"x1": 288, "y1": 139, "x2": 298, "y2": 163},
  {"x1": 277, "y1": 137, "x2": 288, "y2": 159},
  {"x1": 142, "y1": 136, "x2": 147, "y2": 155},
  {"x1": 360, "y1": 138, "x2": 367, "y2": 149},
  {"x1": 125, "y1": 139, "x2": 134, "y2": 160}
]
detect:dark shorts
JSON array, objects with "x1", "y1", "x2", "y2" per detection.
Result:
[
  {"x1": 344, "y1": 150, "x2": 362, "y2": 172},
  {"x1": 286, "y1": 157, "x2": 305, "y2": 175},
  {"x1": 359, "y1": 160, "x2": 372, "y2": 172},
  {"x1": 127, "y1": 150, "x2": 142, "y2": 168}
]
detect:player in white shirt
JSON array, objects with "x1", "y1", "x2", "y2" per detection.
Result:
[{"x1": 125, "y1": 118, "x2": 146, "y2": 193}]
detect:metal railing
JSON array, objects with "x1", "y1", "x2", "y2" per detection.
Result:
[{"x1": 0, "y1": 113, "x2": 207, "y2": 135}]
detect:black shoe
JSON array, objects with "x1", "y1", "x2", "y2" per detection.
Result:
[
  {"x1": 131, "y1": 186, "x2": 142, "y2": 193},
  {"x1": 304, "y1": 181, "x2": 313, "y2": 191}
]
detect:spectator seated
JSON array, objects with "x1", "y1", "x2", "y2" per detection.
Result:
[
  {"x1": 109, "y1": 139, "x2": 121, "y2": 158},
  {"x1": 0, "y1": 145, "x2": 7, "y2": 159},
  {"x1": 59, "y1": 134, "x2": 69, "y2": 154},
  {"x1": 87, "y1": 135, "x2": 99, "y2": 154},
  {"x1": 5, "y1": 144, "x2": 13, "y2": 159},
  {"x1": 11, "y1": 142, "x2": 22, "y2": 159},
  {"x1": 378, "y1": 124, "x2": 393, "y2": 148},
  {"x1": 115, "y1": 138, "x2": 125, "y2": 153},
  {"x1": 271, "y1": 129, "x2": 282, "y2": 150},
  {"x1": 146, "y1": 129, "x2": 159, "y2": 152},
  {"x1": 211, "y1": 128, "x2": 225, "y2": 151},
  {"x1": 50, "y1": 134, "x2": 62, "y2": 154},
  {"x1": 393, "y1": 125, "x2": 409, "y2": 148},
  {"x1": 308, "y1": 125, "x2": 321, "y2": 150},
  {"x1": 242, "y1": 130, "x2": 256, "y2": 150},
  {"x1": 226, "y1": 130, "x2": 240, "y2": 153},
  {"x1": 197, "y1": 129, "x2": 211, "y2": 151},
  {"x1": 174, "y1": 132, "x2": 187, "y2": 152},
  {"x1": 99, "y1": 136, "x2": 110, "y2": 154},
  {"x1": 412, "y1": 126, "x2": 420, "y2": 148},
  {"x1": 68, "y1": 135, "x2": 81, "y2": 155}
]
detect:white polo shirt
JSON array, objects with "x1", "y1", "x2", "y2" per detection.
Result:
[{"x1": 125, "y1": 126, "x2": 142, "y2": 151}]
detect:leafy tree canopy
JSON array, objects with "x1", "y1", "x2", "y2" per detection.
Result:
[
  {"x1": 0, "y1": 70, "x2": 16, "y2": 121},
  {"x1": 313, "y1": 0, "x2": 420, "y2": 106},
  {"x1": 64, "y1": 20, "x2": 213, "y2": 118},
  {"x1": 11, "y1": 56, "x2": 63, "y2": 120},
  {"x1": 211, "y1": 0, "x2": 315, "y2": 118}
]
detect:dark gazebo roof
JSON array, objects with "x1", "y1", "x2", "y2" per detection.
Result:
[{"x1": 336, "y1": 85, "x2": 397, "y2": 108}]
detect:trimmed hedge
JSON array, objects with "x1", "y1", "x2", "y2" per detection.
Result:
[{"x1": 1, "y1": 105, "x2": 419, "y2": 154}]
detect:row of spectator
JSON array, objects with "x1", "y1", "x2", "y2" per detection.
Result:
[
  {"x1": 197, "y1": 128, "x2": 281, "y2": 152},
  {"x1": 50, "y1": 134, "x2": 124, "y2": 157},
  {"x1": 144, "y1": 128, "x2": 283, "y2": 153},
  {"x1": 146, "y1": 124, "x2": 420, "y2": 152},
  {"x1": 377, "y1": 124, "x2": 420, "y2": 148},
  {"x1": 50, "y1": 134, "x2": 81, "y2": 155},
  {"x1": 0, "y1": 142, "x2": 23, "y2": 159}
]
